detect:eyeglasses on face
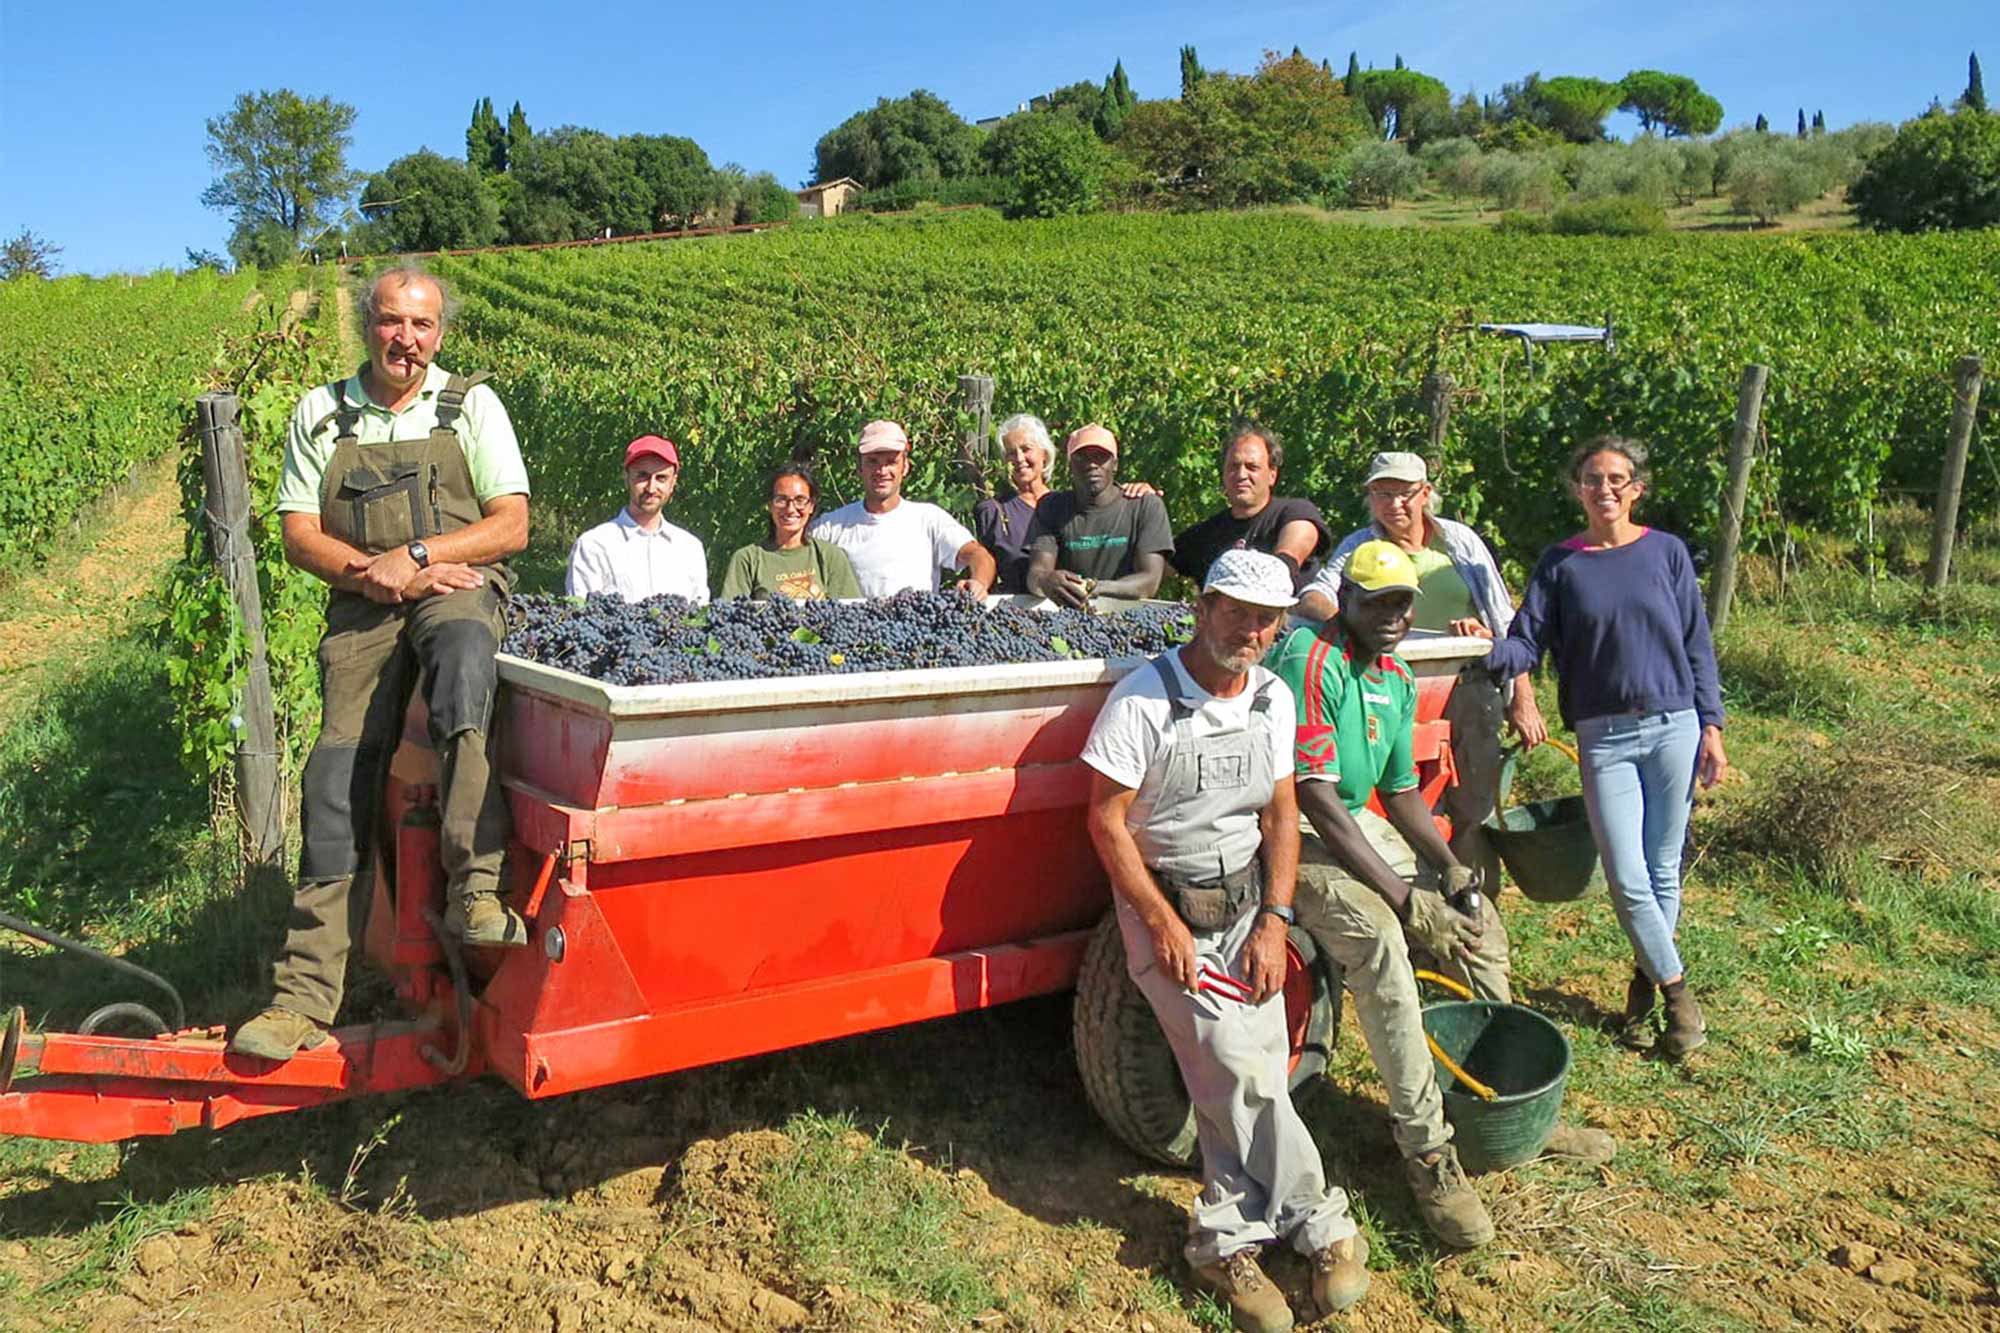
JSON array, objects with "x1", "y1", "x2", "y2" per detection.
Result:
[
  {"x1": 770, "y1": 495, "x2": 814, "y2": 511},
  {"x1": 1577, "y1": 475, "x2": 1637, "y2": 494},
  {"x1": 1367, "y1": 485, "x2": 1424, "y2": 505}
]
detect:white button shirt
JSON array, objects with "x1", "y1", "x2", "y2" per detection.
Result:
[{"x1": 566, "y1": 508, "x2": 710, "y2": 603}]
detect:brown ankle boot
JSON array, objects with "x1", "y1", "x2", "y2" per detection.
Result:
[
  {"x1": 1659, "y1": 980, "x2": 1707, "y2": 1058},
  {"x1": 1616, "y1": 968, "x2": 1656, "y2": 1051}
]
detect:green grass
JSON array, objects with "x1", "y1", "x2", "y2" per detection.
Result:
[
  {"x1": 34, "y1": 1186, "x2": 216, "y2": 1299},
  {"x1": 758, "y1": 1109, "x2": 996, "y2": 1321}
]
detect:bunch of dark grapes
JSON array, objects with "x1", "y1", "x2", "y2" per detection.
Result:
[{"x1": 501, "y1": 592, "x2": 1197, "y2": 687}]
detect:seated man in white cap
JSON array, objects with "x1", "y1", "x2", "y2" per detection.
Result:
[
  {"x1": 1296, "y1": 451, "x2": 1544, "y2": 939},
  {"x1": 1081, "y1": 549, "x2": 1370, "y2": 1333},
  {"x1": 1271, "y1": 540, "x2": 1614, "y2": 1254},
  {"x1": 565, "y1": 435, "x2": 710, "y2": 602},
  {"x1": 1024, "y1": 424, "x2": 1174, "y2": 608},
  {"x1": 811, "y1": 419, "x2": 996, "y2": 598}
]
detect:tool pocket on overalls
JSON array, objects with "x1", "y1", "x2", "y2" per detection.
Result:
[
  {"x1": 337, "y1": 464, "x2": 430, "y2": 550},
  {"x1": 1172, "y1": 885, "x2": 1235, "y2": 932}
]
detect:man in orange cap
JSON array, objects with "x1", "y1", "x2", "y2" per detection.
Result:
[
  {"x1": 1025, "y1": 424, "x2": 1174, "y2": 608},
  {"x1": 566, "y1": 435, "x2": 710, "y2": 602}
]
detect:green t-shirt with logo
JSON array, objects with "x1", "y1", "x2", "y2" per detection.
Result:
[
  {"x1": 1268, "y1": 621, "x2": 1418, "y2": 815},
  {"x1": 1026, "y1": 491, "x2": 1175, "y2": 582}
]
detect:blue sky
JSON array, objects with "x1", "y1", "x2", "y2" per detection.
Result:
[{"x1": 0, "y1": 0, "x2": 1985, "y2": 275}]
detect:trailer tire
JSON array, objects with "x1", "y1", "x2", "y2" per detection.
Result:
[{"x1": 1072, "y1": 910, "x2": 1343, "y2": 1168}]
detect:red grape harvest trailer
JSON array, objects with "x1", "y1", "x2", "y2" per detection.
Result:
[{"x1": 0, "y1": 625, "x2": 1487, "y2": 1149}]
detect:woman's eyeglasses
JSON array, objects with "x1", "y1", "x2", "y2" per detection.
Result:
[
  {"x1": 1577, "y1": 475, "x2": 1637, "y2": 495},
  {"x1": 770, "y1": 495, "x2": 814, "y2": 511}
]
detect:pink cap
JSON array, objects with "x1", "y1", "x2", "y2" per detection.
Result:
[
  {"x1": 624, "y1": 435, "x2": 679, "y2": 468},
  {"x1": 1065, "y1": 423, "x2": 1118, "y2": 458},
  {"x1": 857, "y1": 419, "x2": 910, "y2": 455}
]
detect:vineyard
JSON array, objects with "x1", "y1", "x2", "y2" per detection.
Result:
[
  {"x1": 430, "y1": 210, "x2": 2000, "y2": 579},
  {"x1": 0, "y1": 269, "x2": 260, "y2": 572}
]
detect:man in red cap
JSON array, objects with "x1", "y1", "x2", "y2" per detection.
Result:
[
  {"x1": 1025, "y1": 424, "x2": 1174, "y2": 608},
  {"x1": 811, "y1": 419, "x2": 996, "y2": 598},
  {"x1": 565, "y1": 435, "x2": 710, "y2": 602}
]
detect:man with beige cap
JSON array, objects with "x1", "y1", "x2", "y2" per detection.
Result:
[
  {"x1": 1024, "y1": 424, "x2": 1174, "y2": 608},
  {"x1": 1082, "y1": 549, "x2": 1370, "y2": 1332},
  {"x1": 811, "y1": 419, "x2": 996, "y2": 598}
]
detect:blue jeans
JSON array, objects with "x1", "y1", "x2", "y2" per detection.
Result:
[{"x1": 1575, "y1": 709, "x2": 1701, "y2": 985}]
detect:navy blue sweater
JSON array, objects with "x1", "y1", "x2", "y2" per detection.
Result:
[{"x1": 1486, "y1": 529, "x2": 1725, "y2": 730}]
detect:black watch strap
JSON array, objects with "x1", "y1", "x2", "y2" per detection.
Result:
[
  {"x1": 1257, "y1": 902, "x2": 1296, "y2": 925},
  {"x1": 407, "y1": 541, "x2": 431, "y2": 569}
]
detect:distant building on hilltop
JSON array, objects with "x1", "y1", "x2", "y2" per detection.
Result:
[
  {"x1": 975, "y1": 101, "x2": 1032, "y2": 129},
  {"x1": 798, "y1": 178, "x2": 864, "y2": 218}
]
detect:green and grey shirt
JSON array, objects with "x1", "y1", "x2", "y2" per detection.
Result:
[{"x1": 1026, "y1": 491, "x2": 1174, "y2": 582}]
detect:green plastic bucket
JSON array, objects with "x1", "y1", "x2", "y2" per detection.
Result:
[
  {"x1": 1423, "y1": 1000, "x2": 1571, "y2": 1173},
  {"x1": 1485, "y1": 744, "x2": 1604, "y2": 904}
]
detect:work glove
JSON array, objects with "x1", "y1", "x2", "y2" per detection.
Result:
[
  {"x1": 1403, "y1": 888, "x2": 1484, "y2": 961},
  {"x1": 1441, "y1": 866, "x2": 1481, "y2": 900}
]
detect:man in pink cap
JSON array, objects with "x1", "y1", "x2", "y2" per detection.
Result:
[
  {"x1": 1025, "y1": 424, "x2": 1174, "y2": 609},
  {"x1": 811, "y1": 419, "x2": 996, "y2": 598},
  {"x1": 566, "y1": 435, "x2": 710, "y2": 602}
]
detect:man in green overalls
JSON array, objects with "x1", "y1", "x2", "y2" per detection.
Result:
[{"x1": 231, "y1": 266, "x2": 532, "y2": 1061}]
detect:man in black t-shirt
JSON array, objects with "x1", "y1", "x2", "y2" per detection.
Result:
[
  {"x1": 1169, "y1": 422, "x2": 1331, "y2": 592},
  {"x1": 1026, "y1": 424, "x2": 1174, "y2": 608}
]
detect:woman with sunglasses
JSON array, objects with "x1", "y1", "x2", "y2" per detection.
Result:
[
  {"x1": 720, "y1": 463, "x2": 862, "y2": 601},
  {"x1": 1486, "y1": 437, "x2": 1727, "y2": 1059}
]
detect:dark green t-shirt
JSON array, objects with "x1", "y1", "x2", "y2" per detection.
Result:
[
  {"x1": 1026, "y1": 491, "x2": 1174, "y2": 582},
  {"x1": 719, "y1": 538, "x2": 862, "y2": 601}
]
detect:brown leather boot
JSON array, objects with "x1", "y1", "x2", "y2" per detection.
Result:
[
  {"x1": 1616, "y1": 967, "x2": 1656, "y2": 1051},
  {"x1": 1659, "y1": 980, "x2": 1708, "y2": 1058},
  {"x1": 1189, "y1": 1248, "x2": 1294, "y2": 1333},
  {"x1": 1310, "y1": 1231, "x2": 1370, "y2": 1316},
  {"x1": 1406, "y1": 1145, "x2": 1494, "y2": 1249}
]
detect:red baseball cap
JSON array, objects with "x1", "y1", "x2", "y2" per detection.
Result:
[{"x1": 624, "y1": 435, "x2": 679, "y2": 468}]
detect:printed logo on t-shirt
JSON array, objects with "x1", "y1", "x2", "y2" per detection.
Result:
[
  {"x1": 1367, "y1": 715, "x2": 1381, "y2": 744},
  {"x1": 774, "y1": 570, "x2": 824, "y2": 600},
  {"x1": 1196, "y1": 753, "x2": 1248, "y2": 791},
  {"x1": 1068, "y1": 534, "x2": 1130, "y2": 551}
]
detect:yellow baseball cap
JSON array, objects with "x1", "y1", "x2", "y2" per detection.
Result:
[{"x1": 1343, "y1": 539, "x2": 1420, "y2": 595}]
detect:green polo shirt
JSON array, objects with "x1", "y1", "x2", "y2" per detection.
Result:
[
  {"x1": 1268, "y1": 621, "x2": 1418, "y2": 815},
  {"x1": 277, "y1": 362, "x2": 530, "y2": 514},
  {"x1": 1409, "y1": 539, "x2": 1476, "y2": 631}
]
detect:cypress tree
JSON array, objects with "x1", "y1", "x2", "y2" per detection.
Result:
[
  {"x1": 1754, "y1": 112, "x2": 1769, "y2": 133},
  {"x1": 1179, "y1": 45, "x2": 1204, "y2": 101},
  {"x1": 1394, "y1": 53, "x2": 1405, "y2": 71},
  {"x1": 1344, "y1": 52, "x2": 1361, "y2": 98},
  {"x1": 1321, "y1": 58, "x2": 1331, "y2": 76},
  {"x1": 1969, "y1": 52, "x2": 1988, "y2": 112},
  {"x1": 1796, "y1": 108, "x2": 1807, "y2": 139},
  {"x1": 505, "y1": 102, "x2": 532, "y2": 164},
  {"x1": 1112, "y1": 58, "x2": 1133, "y2": 110},
  {"x1": 1812, "y1": 109, "x2": 1826, "y2": 134}
]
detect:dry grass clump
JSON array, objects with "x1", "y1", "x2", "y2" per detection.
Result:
[{"x1": 1712, "y1": 727, "x2": 1989, "y2": 889}]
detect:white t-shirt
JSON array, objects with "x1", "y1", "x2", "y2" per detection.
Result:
[
  {"x1": 1081, "y1": 649, "x2": 1295, "y2": 864},
  {"x1": 810, "y1": 497, "x2": 976, "y2": 597},
  {"x1": 566, "y1": 509, "x2": 710, "y2": 603}
]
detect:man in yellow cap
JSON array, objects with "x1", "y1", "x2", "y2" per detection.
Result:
[{"x1": 1268, "y1": 540, "x2": 1614, "y2": 1251}]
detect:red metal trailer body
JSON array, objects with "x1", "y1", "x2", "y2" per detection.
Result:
[{"x1": 0, "y1": 629, "x2": 1486, "y2": 1143}]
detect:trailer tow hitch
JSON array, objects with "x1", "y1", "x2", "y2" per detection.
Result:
[
  {"x1": 420, "y1": 909, "x2": 474, "y2": 1076},
  {"x1": 0, "y1": 908, "x2": 188, "y2": 1037}
]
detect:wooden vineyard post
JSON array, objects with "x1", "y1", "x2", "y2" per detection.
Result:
[
  {"x1": 958, "y1": 374, "x2": 996, "y2": 496},
  {"x1": 196, "y1": 393, "x2": 284, "y2": 870},
  {"x1": 1926, "y1": 356, "x2": 1986, "y2": 595},
  {"x1": 1420, "y1": 372, "x2": 1454, "y2": 470},
  {"x1": 1707, "y1": 364, "x2": 1769, "y2": 637}
]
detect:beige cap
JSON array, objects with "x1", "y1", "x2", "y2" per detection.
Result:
[
  {"x1": 1202, "y1": 550, "x2": 1299, "y2": 609},
  {"x1": 857, "y1": 420, "x2": 909, "y2": 455},
  {"x1": 1065, "y1": 423, "x2": 1118, "y2": 458},
  {"x1": 1364, "y1": 451, "x2": 1428, "y2": 486}
]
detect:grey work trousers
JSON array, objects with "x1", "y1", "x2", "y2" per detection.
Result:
[
  {"x1": 1294, "y1": 807, "x2": 1512, "y2": 1160},
  {"x1": 1117, "y1": 898, "x2": 1356, "y2": 1265}
]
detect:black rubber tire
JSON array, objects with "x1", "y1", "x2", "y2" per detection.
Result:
[{"x1": 1072, "y1": 910, "x2": 1344, "y2": 1168}]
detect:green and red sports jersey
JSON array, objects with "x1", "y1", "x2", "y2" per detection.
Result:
[{"x1": 1267, "y1": 621, "x2": 1418, "y2": 815}]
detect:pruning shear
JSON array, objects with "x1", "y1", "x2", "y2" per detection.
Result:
[{"x1": 1195, "y1": 963, "x2": 1258, "y2": 1005}]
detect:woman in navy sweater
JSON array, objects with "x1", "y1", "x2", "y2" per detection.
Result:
[{"x1": 1486, "y1": 437, "x2": 1727, "y2": 1058}]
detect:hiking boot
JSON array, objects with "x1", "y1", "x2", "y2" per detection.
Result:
[
  {"x1": 1310, "y1": 1231, "x2": 1370, "y2": 1316},
  {"x1": 228, "y1": 1006, "x2": 330, "y2": 1061},
  {"x1": 1615, "y1": 967, "x2": 1656, "y2": 1051},
  {"x1": 1541, "y1": 1122, "x2": 1617, "y2": 1167},
  {"x1": 1659, "y1": 982, "x2": 1707, "y2": 1059},
  {"x1": 1406, "y1": 1145, "x2": 1494, "y2": 1249},
  {"x1": 447, "y1": 892, "x2": 529, "y2": 948},
  {"x1": 1189, "y1": 1248, "x2": 1293, "y2": 1333}
]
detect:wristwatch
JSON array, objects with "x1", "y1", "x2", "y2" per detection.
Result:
[
  {"x1": 407, "y1": 541, "x2": 431, "y2": 569},
  {"x1": 1257, "y1": 903, "x2": 1296, "y2": 925}
]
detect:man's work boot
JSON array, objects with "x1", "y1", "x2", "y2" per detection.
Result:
[
  {"x1": 1616, "y1": 967, "x2": 1656, "y2": 1051},
  {"x1": 447, "y1": 891, "x2": 529, "y2": 948},
  {"x1": 1406, "y1": 1145, "x2": 1494, "y2": 1249},
  {"x1": 1540, "y1": 1122, "x2": 1617, "y2": 1167},
  {"x1": 229, "y1": 1006, "x2": 331, "y2": 1061},
  {"x1": 1658, "y1": 981, "x2": 1707, "y2": 1059},
  {"x1": 1189, "y1": 1248, "x2": 1294, "y2": 1333},
  {"x1": 1310, "y1": 1232, "x2": 1370, "y2": 1316}
]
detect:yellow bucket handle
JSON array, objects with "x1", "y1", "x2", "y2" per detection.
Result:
[
  {"x1": 1414, "y1": 968, "x2": 1498, "y2": 1102},
  {"x1": 1493, "y1": 736, "x2": 1580, "y2": 814}
]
